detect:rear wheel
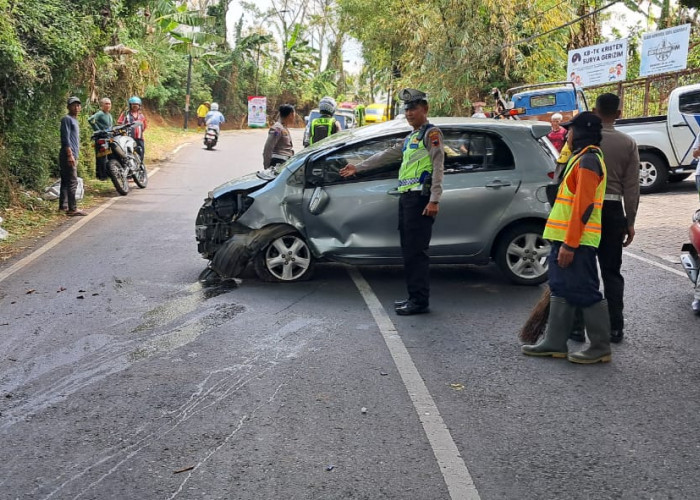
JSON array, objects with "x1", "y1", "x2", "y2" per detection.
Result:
[
  {"x1": 639, "y1": 152, "x2": 668, "y2": 194},
  {"x1": 132, "y1": 159, "x2": 148, "y2": 188},
  {"x1": 494, "y1": 223, "x2": 550, "y2": 285},
  {"x1": 107, "y1": 159, "x2": 129, "y2": 196},
  {"x1": 253, "y1": 233, "x2": 315, "y2": 282}
]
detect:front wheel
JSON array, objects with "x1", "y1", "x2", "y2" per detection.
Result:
[
  {"x1": 639, "y1": 152, "x2": 668, "y2": 194},
  {"x1": 494, "y1": 223, "x2": 550, "y2": 285},
  {"x1": 253, "y1": 233, "x2": 315, "y2": 282},
  {"x1": 132, "y1": 160, "x2": 148, "y2": 188},
  {"x1": 107, "y1": 159, "x2": 129, "y2": 196}
]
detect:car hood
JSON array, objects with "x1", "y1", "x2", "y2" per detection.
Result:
[{"x1": 211, "y1": 171, "x2": 272, "y2": 198}]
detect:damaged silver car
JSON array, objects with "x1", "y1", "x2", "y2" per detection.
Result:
[{"x1": 196, "y1": 118, "x2": 557, "y2": 285}]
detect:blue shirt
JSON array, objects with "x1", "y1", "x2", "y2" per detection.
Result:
[
  {"x1": 60, "y1": 115, "x2": 80, "y2": 159},
  {"x1": 205, "y1": 111, "x2": 225, "y2": 128}
]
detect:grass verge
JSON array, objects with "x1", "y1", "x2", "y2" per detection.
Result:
[{"x1": 0, "y1": 124, "x2": 199, "y2": 263}]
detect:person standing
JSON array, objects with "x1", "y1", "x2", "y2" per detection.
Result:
[
  {"x1": 88, "y1": 97, "x2": 114, "y2": 180},
  {"x1": 306, "y1": 96, "x2": 341, "y2": 147},
  {"x1": 117, "y1": 96, "x2": 147, "y2": 162},
  {"x1": 196, "y1": 101, "x2": 210, "y2": 131},
  {"x1": 522, "y1": 111, "x2": 611, "y2": 364},
  {"x1": 59, "y1": 96, "x2": 87, "y2": 216},
  {"x1": 262, "y1": 104, "x2": 295, "y2": 169},
  {"x1": 691, "y1": 134, "x2": 700, "y2": 314},
  {"x1": 471, "y1": 102, "x2": 487, "y2": 118},
  {"x1": 339, "y1": 88, "x2": 444, "y2": 315},
  {"x1": 547, "y1": 113, "x2": 567, "y2": 153}
]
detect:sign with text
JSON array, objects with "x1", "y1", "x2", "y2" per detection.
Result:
[
  {"x1": 566, "y1": 39, "x2": 628, "y2": 88},
  {"x1": 640, "y1": 24, "x2": 690, "y2": 77},
  {"x1": 247, "y1": 96, "x2": 267, "y2": 128}
]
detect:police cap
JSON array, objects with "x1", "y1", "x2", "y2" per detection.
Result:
[
  {"x1": 399, "y1": 88, "x2": 428, "y2": 109},
  {"x1": 561, "y1": 111, "x2": 601, "y2": 132}
]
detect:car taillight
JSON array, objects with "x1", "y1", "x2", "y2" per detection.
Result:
[{"x1": 508, "y1": 107, "x2": 526, "y2": 116}]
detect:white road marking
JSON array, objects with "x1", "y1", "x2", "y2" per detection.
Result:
[
  {"x1": 0, "y1": 167, "x2": 160, "y2": 284},
  {"x1": 347, "y1": 268, "x2": 481, "y2": 500},
  {"x1": 623, "y1": 250, "x2": 687, "y2": 278},
  {"x1": 172, "y1": 143, "x2": 190, "y2": 155}
]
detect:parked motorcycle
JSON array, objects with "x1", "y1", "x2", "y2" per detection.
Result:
[
  {"x1": 680, "y1": 208, "x2": 700, "y2": 314},
  {"x1": 91, "y1": 123, "x2": 148, "y2": 195},
  {"x1": 203, "y1": 126, "x2": 219, "y2": 150}
]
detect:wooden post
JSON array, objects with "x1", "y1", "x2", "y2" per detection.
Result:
[{"x1": 643, "y1": 79, "x2": 651, "y2": 117}]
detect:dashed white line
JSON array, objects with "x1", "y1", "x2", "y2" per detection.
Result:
[{"x1": 347, "y1": 267, "x2": 481, "y2": 500}]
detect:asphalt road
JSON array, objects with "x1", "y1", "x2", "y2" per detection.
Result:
[{"x1": 1, "y1": 128, "x2": 699, "y2": 500}]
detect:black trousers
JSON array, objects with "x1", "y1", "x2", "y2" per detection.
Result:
[
  {"x1": 134, "y1": 138, "x2": 145, "y2": 162},
  {"x1": 398, "y1": 192, "x2": 434, "y2": 306},
  {"x1": 598, "y1": 201, "x2": 627, "y2": 330},
  {"x1": 58, "y1": 153, "x2": 78, "y2": 211}
]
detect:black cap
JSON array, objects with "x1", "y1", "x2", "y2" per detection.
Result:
[
  {"x1": 561, "y1": 111, "x2": 601, "y2": 131},
  {"x1": 399, "y1": 88, "x2": 428, "y2": 109},
  {"x1": 67, "y1": 96, "x2": 81, "y2": 106}
]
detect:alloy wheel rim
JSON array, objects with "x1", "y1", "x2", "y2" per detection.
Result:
[
  {"x1": 639, "y1": 161, "x2": 656, "y2": 187},
  {"x1": 265, "y1": 235, "x2": 311, "y2": 281},
  {"x1": 505, "y1": 233, "x2": 550, "y2": 280}
]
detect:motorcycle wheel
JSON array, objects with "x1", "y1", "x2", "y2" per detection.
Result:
[
  {"x1": 107, "y1": 159, "x2": 129, "y2": 196},
  {"x1": 132, "y1": 160, "x2": 148, "y2": 189},
  {"x1": 206, "y1": 142, "x2": 213, "y2": 150}
]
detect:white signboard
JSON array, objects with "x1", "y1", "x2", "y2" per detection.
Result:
[
  {"x1": 247, "y1": 96, "x2": 267, "y2": 128},
  {"x1": 566, "y1": 39, "x2": 628, "y2": 88},
  {"x1": 640, "y1": 24, "x2": 691, "y2": 77}
]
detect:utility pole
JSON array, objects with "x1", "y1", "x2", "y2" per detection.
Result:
[{"x1": 184, "y1": 54, "x2": 193, "y2": 129}]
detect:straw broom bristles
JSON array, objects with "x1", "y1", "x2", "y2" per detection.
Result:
[{"x1": 519, "y1": 285, "x2": 551, "y2": 344}]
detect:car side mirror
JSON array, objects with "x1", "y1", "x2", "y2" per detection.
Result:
[{"x1": 308, "y1": 186, "x2": 330, "y2": 215}]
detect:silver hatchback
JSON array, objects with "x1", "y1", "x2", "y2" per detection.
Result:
[{"x1": 196, "y1": 118, "x2": 557, "y2": 285}]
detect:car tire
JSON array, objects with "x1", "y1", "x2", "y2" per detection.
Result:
[
  {"x1": 494, "y1": 223, "x2": 550, "y2": 286},
  {"x1": 639, "y1": 152, "x2": 668, "y2": 194},
  {"x1": 253, "y1": 233, "x2": 315, "y2": 282}
]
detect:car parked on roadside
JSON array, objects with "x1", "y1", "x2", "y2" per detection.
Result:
[
  {"x1": 302, "y1": 108, "x2": 357, "y2": 147},
  {"x1": 196, "y1": 118, "x2": 557, "y2": 285}
]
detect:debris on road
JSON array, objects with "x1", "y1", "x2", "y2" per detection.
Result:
[
  {"x1": 326, "y1": 465, "x2": 335, "y2": 471},
  {"x1": 361, "y1": 407, "x2": 368, "y2": 414},
  {"x1": 450, "y1": 383, "x2": 465, "y2": 391},
  {"x1": 25, "y1": 289, "x2": 35, "y2": 294},
  {"x1": 173, "y1": 466, "x2": 195, "y2": 474}
]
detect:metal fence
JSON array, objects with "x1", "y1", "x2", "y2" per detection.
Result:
[{"x1": 584, "y1": 68, "x2": 700, "y2": 118}]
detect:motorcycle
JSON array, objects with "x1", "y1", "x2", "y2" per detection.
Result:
[
  {"x1": 203, "y1": 126, "x2": 219, "y2": 150},
  {"x1": 91, "y1": 123, "x2": 148, "y2": 196},
  {"x1": 680, "y1": 208, "x2": 700, "y2": 314}
]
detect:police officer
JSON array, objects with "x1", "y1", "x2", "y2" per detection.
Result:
[
  {"x1": 340, "y1": 89, "x2": 444, "y2": 315},
  {"x1": 522, "y1": 111, "x2": 612, "y2": 364},
  {"x1": 263, "y1": 104, "x2": 295, "y2": 169},
  {"x1": 306, "y1": 96, "x2": 341, "y2": 146}
]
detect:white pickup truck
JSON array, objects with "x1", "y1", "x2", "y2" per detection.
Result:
[{"x1": 616, "y1": 83, "x2": 700, "y2": 194}]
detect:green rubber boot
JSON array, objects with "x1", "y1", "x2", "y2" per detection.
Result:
[
  {"x1": 522, "y1": 296, "x2": 574, "y2": 358},
  {"x1": 568, "y1": 300, "x2": 612, "y2": 364}
]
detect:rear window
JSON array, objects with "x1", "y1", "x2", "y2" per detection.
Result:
[
  {"x1": 679, "y1": 90, "x2": 700, "y2": 114},
  {"x1": 530, "y1": 94, "x2": 557, "y2": 108},
  {"x1": 366, "y1": 108, "x2": 381, "y2": 115}
]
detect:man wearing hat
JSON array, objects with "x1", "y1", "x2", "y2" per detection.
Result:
[
  {"x1": 59, "y1": 97, "x2": 87, "y2": 216},
  {"x1": 340, "y1": 88, "x2": 444, "y2": 315},
  {"x1": 521, "y1": 111, "x2": 611, "y2": 364}
]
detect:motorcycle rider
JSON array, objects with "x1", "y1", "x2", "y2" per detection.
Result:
[
  {"x1": 88, "y1": 97, "x2": 114, "y2": 180},
  {"x1": 117, "y1": 96, "x2": 147, "y2": 162},
  {"x1": 305, "y1": 96, "x2": 341, "y2": 146},
  {"x1": 204, "y1": 102, "x2": 226, "y2": 137},
  {"x1": 262, "y1": 104, "x2": 295, "y2": 169}
]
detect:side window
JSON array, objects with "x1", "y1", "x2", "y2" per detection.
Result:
[
  {"x1": 679, "y1": 90, "x2": 700, "y2": 115},
  {"x1": 306, "y1": 135, "x2": 404, "y2": 186},
  {"x1": 576, "y1": 91, "x2": 587, "y2": 111},
  {"x1": 530, "y1": 94, "x2": 556, "y2": 108},
  {"x1": 442, "y1": 130, "x2": 515, "y2": 173}
]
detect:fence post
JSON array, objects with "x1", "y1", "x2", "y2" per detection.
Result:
[{"x1": 643, "y1": 79, "x2": 651, "y2": 117}]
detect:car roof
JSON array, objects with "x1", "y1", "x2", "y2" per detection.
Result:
[{"x1": 303, "y1": 117, "x2": 551, "y2": 151}]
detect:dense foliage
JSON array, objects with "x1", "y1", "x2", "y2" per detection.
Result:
[{"x1": 0, "y1": 0, "x2": 698, "y2": 209}]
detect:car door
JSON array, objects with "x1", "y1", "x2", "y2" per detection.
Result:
[
  {"x1": 669, "y1": 87, "x2": 700, "y2": 166},
  {"x1": 301, "y1": 134, "x2": 406, "y2": 260},
  {"x1": 432, "y1": 128, "x2": 521, "y2": 257}
]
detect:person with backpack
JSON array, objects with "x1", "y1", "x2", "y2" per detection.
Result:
[{"x1": 307, "y1": 96, "x2": 341, "y2": 146}]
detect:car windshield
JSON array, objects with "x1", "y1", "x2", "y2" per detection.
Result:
[
  {"x1": 366, "y1": 108, "x2": 381, "y2": 115},
  {"x1": 257, "y1": 147, "x2": 316, "y2": 180}
]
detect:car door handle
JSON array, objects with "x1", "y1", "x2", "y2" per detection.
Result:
[
  {"x1": 485, "y1": 180, "x2": 512, "y2": 188},
  {"x1": 386, "y1": 188, "x2": 401, "y2": 196},
  {"x1": 672, "y1": 122, "x2": 688, "y2": 128}
]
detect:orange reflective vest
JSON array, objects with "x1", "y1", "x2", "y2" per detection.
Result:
[{"x1": 543, "y1": 145, "x2": 607, "y2": 247}]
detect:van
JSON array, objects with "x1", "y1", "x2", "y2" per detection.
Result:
[{"x1": 364, "y1": 103, "x2": 390, "y2": 123}]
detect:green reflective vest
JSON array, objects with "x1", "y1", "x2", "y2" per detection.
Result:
[
  {"x1": 543, "y1": 145, "x2": 607, "y2": 247},
  {"x1": 309, "y1": 116, "x2": 336, "y2": 145},
  {"x1": 398, "y1": 125, "x2": 435, "y2": 192}
]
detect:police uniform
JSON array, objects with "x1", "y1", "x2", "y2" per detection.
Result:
[
  {"x1": 522, "y1": 112, "x2": 612, "y2": 364},
  {"x1": 308, "y1": 113, "x2": 341, "y2": 146},
  {"x1": 262, "y1": 121, "x2": 294, "y2": 169},
  {"x1": 354, "y1": 89, "x2": 444, "y2": 315}
]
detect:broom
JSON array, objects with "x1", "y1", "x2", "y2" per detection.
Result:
[{"x1": 519, "y1": 285, "x2": 551, "y2": 344}]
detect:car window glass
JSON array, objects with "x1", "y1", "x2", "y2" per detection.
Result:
[
  {"x1": 530, "y1": 94, "x2": 556, "y2": 108},
  {"x1": 442, "y1": 129, "x2": 515, "y2": 173},
  {"x1": 679, "y1": 90, "x2": 700, "y2": 114},
  {"x1": 307, "y1": 135, "x2": 404, "y2": 186}
]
